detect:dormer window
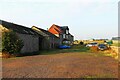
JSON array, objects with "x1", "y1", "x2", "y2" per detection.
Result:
[
  {"x1": 23, "y1": 30, "x2": 28, "y2": 33},
  {"x1": 30, "y1": 31, "x2": 34, "y2": 35},
  {"x1": 66, "y1": 30, "x2": 69, "y2": 34}
]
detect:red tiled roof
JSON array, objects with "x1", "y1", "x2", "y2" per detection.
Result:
[{"x1": 48, "y1": 24, "x2": 62, "y2": 34}]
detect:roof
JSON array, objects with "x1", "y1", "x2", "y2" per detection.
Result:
[
  {"x1": 48, "y1": 24, "x2": 70, "y2": 34},
  {"x1": 60, "y1": 26, "x2": 69, "y2": 30},
  {"x1": 0, "y1": 20, "x2": 39, "y2": 36},
  {"x1": 32, "y1": 26, "x2": 59, "y2": 38},
  {"x1": 69, "y1": 33, "x2": 74, "y2": 37},
  {"x1": 53, "y1": 24, "x2": 69, "y2": 31}
]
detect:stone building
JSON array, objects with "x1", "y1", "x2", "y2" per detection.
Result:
[
  {"x1": 0, "y1": 20, "x2": 42, "y2": 53},
  {"x1": 48, "y1": 24, "x2": 74, "y2": 45},
  {"x1": 32, "y1": 26, "x2": 60, "y2": 49}
]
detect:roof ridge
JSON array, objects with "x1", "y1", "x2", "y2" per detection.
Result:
[
  {"x1": 32, "y1": 26, "x2": 59, "y2": 38},
  {"x1": 0, "y1": 19, "x2": 31, "y2": 30},
  {"x1": 1, "y1": 20, "x2": 39, "y2": 35}
]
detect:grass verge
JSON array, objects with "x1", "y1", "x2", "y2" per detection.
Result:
[{"x1": 39, "y1": 45, "x2": 90, "y2": 55}]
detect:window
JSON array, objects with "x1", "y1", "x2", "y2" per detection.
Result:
[
  {"x1": 23, "y1": 30, "x2": 28, "y2": 33},
  {"x1": 66, "y1": 35, "x2": 68, "y2": 39},
  {"x1": 63, "y1": 34, "x2": 65, "y2": 38},
  {"x1": 66, "y1": 30, "x2": 69, "y2": 34},
  {"x1": 30, "y1": 31, "x2": 34, "y2": 34}
]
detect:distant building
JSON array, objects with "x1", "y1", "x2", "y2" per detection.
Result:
[
  {"x1": 48, "y1": 24, "x2": 74, "y2": 45},
  {"x1": 112, "y1": 37, "x2": 120, "y2": 40}
]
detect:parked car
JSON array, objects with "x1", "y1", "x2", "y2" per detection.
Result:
[
  {"x1": 86, "y1": 42, "x2": 98, "y2": 47},
  {"x1": 98, "y1": 44, "x2": 108, "y2": 51},
  {"x1": 59, "y1": 45, "x2": 71, "y2": 49}
]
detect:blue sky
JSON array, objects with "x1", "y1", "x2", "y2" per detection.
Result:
[{"x1": 0, "y1": 0, "x2": 119, "y2": 40}]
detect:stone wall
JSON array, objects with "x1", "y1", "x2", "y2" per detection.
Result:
[
  {"x1": 17, "y1": 33, "x2": 39, "y2": 53},
  {"x1": 40, "y1": 37, "x2": 60, "y2": 50},
  {"x1": 49, "y1": 37, "x2": 60, "y2": 48}
]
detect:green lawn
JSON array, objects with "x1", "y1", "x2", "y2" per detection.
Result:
[
  {"x1": 39, "y1": 45, "x2": 118, "y2": 60},
  {"x1": 3, "y1": 44, "x2": 118, "y2": 60},
  {"x1": 39, "y1": 45, "x2": 90, "y2": 55},
  {"x1": 17, "y1": 45, "x2": 89, "y2": 56}
]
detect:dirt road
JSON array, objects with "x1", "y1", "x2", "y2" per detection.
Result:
[{"x1": 2, "y1": 52, "x2": 118, "y2": 78}]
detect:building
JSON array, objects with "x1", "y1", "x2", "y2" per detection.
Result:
[
  {"x1": 48, "y1": 24, "x2": 74, "y2": 45},
  {"x1": 112, "y1": 37, "x2": 120, "y2": 40},
  {"x1": 0, "y1": 20, "x2": 42, "y2": 53},
  {"x1": 32, "y1": 26, "x2": 60, "y2": 49}
]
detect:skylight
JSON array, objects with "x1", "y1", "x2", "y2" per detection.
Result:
[{"x1": 23, "y1": 29, "x2": 28, "y2": 33}]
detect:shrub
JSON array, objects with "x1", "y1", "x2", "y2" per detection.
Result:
[
  {"x1": 79, "y1": 41, "x2": 84, "y2": 45},
  {"x1": 2, "y1": 31, "x2": 24, "y2": 54},
  {"x1": 90, "y1": 46, "x2": 98, "y2": 52}
]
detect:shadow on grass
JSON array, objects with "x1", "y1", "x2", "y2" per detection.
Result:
[
  {"x1": 39, "y1": 45, "x2": 90, "y2": 55},
  {"x1": 3, "y1": 44, "x2": 91, "y2": 59},
  {"x1": 16, "y1": 45, "x2": 90, "y2": 57}
]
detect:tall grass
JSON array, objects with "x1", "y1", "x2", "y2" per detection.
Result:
[
  {"x1": 0, "y1": 38, "x2": 2, "y2": 52},
  {"x1": 112, "y1": 40, "x2": 120, "y2": 47}
]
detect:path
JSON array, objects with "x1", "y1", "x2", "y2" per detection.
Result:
[{"x1": 2, "y1": 52, "x2": 118, "y2": 78}]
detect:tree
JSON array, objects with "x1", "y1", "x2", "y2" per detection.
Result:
[
  {"x1": 2, "y1": 31, "x2": 24, "y2": 54},
  {"x1": 80, "y1": 41, "x2": 84, "y2": 45}
]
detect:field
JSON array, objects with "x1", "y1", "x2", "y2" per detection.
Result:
[
  {"x1": 2, "y1": 45, "x2": 119, "y2": 78},
  {"x1": 0, "y1": 38, "x2": 1, "y2": 52},
  {"x1": 0, "y1": 43, "x2": 1, "y2": 52},
  {"x1": 112, "y1": 40, "x2": 120, "y2": 47}
]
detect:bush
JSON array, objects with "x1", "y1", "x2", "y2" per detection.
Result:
[
  {"x1": 80, "y1": 41, "x2": 84, "y2": 45},
  {"x1": 90, "y1": 46, "x2": 98, "y2": 52},
  {"x1": 2, "y1": 31, "x2": 24, "y2": 54}
]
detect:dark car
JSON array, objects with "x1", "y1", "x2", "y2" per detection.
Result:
[
  {"x1": 59, "y1": 45, "x2": 71, "y2": 49},
  {"x1": 98, "y1": 44, "x2": 108, "y2": 51}
]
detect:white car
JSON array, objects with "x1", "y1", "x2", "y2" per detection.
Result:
[{"x1": 86, "y1": 42, "x2": 98, "y2": 47}]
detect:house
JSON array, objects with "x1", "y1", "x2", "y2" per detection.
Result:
[
  {"x1": 32, "y1": 26, "x2": 60, "y2": 49},
  {"x1": 48, "y1": 24, "x2": 74, "y2": 45},
  {"x1": 0, "y1": 20, "x2": 43, "y2": 53}
]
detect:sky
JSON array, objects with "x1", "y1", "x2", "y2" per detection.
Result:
[{"x1": 0, "y1": 0, "x2": 119, "y2": 40}]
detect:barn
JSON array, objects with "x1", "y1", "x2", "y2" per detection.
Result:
[{"x1": 0, "y1": 20, "x2": 43, "y2": 53}]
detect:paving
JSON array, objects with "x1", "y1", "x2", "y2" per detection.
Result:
[{"x1": 2, "y1": 52, "x2": 118, "y2": 78}]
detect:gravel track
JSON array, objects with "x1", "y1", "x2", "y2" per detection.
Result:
[{"x1": 2, "y1": 52, "x2": 118, "y2": 78}]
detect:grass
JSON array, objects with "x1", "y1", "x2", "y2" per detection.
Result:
[
  {"x1": 112, "y1": 43, "x2": 120, "y2": 47},
  {"x1": 8, "y1": 44, "x2": 90, "y2": 57},
  {"x1": 39, "y1": 45, "x2": 119, "y2": 61},
  {"x1": 39, "y1": 45, "x2": 90, "y2": 55},
  {"x1": 0, "y1": 42, "x2": 1, "y2": 52},
  {"x1": 1, "y1": 44, "x2": 91, "y2": 59},
  {"x1": 111, "y1": 40, "x2": 120, "y2": 47},
  {"x1": 84, "y1": 74, "x2": 115, "y2": 79},
  {"x1": 2, "y1": 44, "x2": 118, "y2": 60}
]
